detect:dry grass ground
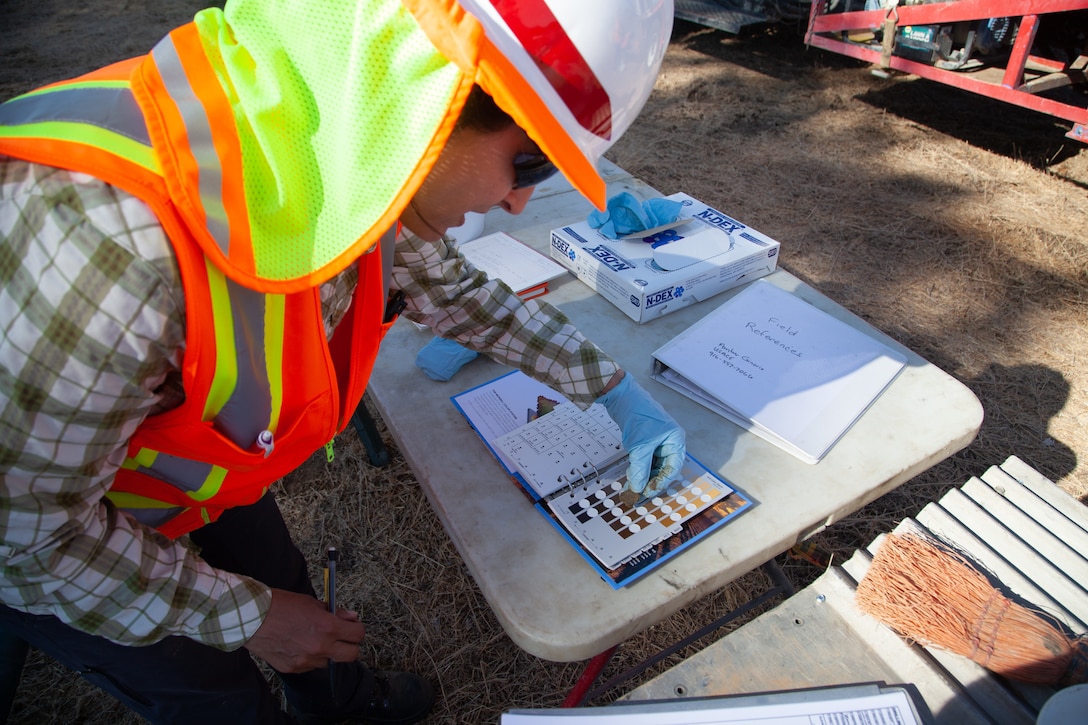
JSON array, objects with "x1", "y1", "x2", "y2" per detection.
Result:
[{"x1": 3, "y1": 4, "x2": 1087, "y2": 724}]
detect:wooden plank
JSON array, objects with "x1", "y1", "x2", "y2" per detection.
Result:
[
  {"x1": 987, "y1": 458, "x2": 1088, "y2": 537},
  {"x1": 960, "y1": 477, "x2": 1088, "y2": 589},
  {"x1": 975, "y1": 468, "x2": 1088, "y2": 555},
  {"x1": 912, "y1": 494, "x2": 1085, "y2": 629},
  {"x1": 931, "y1": 488, "x2": 1088, "y2": 629}
]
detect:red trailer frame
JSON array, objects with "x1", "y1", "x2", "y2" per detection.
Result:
[{"x1": 805, "y1": 0, "x2": 1088, "y2": 143}]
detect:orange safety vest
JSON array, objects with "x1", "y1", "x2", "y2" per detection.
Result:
[{"x1": 0, "y1": 57, "x2": 393, "y2": 538}]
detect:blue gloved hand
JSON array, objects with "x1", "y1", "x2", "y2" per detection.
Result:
[
  {"x1": 415, "y1": 337, "x2": 478, "y2": 382},
  {"x1": 587, "y1": 192, "x2": 684, "y2": 239},
  {"x1": 596, "y1": 373, "x2": 686, "y2": 497}
]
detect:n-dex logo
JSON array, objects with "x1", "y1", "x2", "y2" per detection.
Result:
[
  {"x1": 646, "y1": 285, "x2": 684, "y2": 309},
  {"x1": 587, "y1": 245, "x2": 634, "y2": 273},
  {"x1": 551, "y1": 236, "x2": 575, "y2": 261},
  {"x1": 694, "y1": 207, "x2": 744, "y2": 236}
]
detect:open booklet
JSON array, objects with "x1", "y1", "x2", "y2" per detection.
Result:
[
  {"x1": 651, "y1": 280, "x2": 907, "y2": 464},
  {"x1": 451, "y1": 371, "x2": 754, "y2": 589}
]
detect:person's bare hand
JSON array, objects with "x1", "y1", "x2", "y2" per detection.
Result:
[{"x1": 243, "y1": 588, "x2": 365, "y2": 673}]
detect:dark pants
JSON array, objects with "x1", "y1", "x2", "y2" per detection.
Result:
[{"x1": 0, "y1": 493, "x2": 370, "y2": 724}]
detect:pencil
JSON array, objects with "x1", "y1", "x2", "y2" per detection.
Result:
[{"x1": 326, "y1": 547, "x2": 338, "y2": 694}]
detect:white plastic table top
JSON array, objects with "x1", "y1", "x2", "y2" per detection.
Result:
[{"x1": 366, "y1": 160, "x2": 983, "y2": 662}]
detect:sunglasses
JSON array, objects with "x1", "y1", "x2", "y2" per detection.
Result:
[{"x1": 512, "y1": 152, "x2": 559, "y2": 189}]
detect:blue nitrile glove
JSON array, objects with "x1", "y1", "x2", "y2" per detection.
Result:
[
  {"x1": 415, "y1": 337, "x2": 479, "y2": 382},
  {"x1": 596, "y1": 373, "x2": 686, "y2": 497},
  {"x1": 587, "y1": 192, "x2": 683, "y2": 239}
]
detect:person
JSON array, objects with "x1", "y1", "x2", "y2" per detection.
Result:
[{"x1": 0, "y1": 0, "x2": 682, "y2": 723}]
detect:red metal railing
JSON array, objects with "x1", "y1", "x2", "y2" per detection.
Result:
[{"x1": 805, "y1": 0, "x2": 1088, "y2": 142}]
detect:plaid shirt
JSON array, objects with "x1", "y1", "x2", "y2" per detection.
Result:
[{"x1": 0, "y1": 158, "x2": 618, "y2": 650}]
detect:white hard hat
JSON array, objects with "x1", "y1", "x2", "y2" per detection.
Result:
[
  {"x1": 409, "y1": 0, "x2": 674, "y2": 209},
  {"x1": 156, "y1": 0, "x2": 671, "y2": 290}
]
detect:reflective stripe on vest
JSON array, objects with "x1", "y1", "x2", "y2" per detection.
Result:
[
  {"x1": 3, "y1": 85, "x2": 284, "y2": 444},
  {"x1": 0, "y1": 76, "x2": 382, "y2": 536},
  {"x1": 202, "y1": 258, "x2": 284, "y2": 440},
  {"x1": 0, "y1": 82, "x2": 159, "y2": 174},
  {"x1": 113, "y1": 253, "x2": 287, "y2": 526},
  {"x1": 149, "y1": 36, "x2": 235, "y2": 259}
]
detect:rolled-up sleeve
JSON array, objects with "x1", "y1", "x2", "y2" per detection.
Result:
[{"x1": 391, "y1": 229, "x2": 620, "y2": 405}]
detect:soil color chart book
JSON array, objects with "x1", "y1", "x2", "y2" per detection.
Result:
[
  {"x1": 452, "y1": 371, "x2": 754, "y2": 589},
  {"x1": 651, "y1": 279, "x2": 907, "y2": 464}
]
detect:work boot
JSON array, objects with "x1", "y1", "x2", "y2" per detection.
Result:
[{"x1": 289, "y1": 669, "x2": 435, "y2": 724}]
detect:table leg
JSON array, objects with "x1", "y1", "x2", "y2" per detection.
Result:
[
  {"x1": 562, "y1": 645, "x2": 618, "y2": 707},
  {"x1": 351, "y1": 396, "x2": 390, "y2": 467}
]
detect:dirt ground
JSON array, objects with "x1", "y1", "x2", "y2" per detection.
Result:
[{"x1": 3, "y1": 2, "x2": 1087, "y2": 723}]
